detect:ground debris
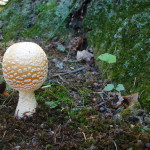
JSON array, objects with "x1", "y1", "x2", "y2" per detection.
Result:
[
  {"x1": 76, "y1": 50, "x2": 94, "y2": 62},
  {"x1": 0, "y1": 40, "x2": 149, "y2": 150}
]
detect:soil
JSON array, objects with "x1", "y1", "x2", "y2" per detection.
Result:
[{"x1": 0, "y1": 39, "x2": 150, "y2": 150}]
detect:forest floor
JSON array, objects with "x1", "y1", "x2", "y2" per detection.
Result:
[{"x1": 0, "y1": 39, "x2": 150, "y2": 150}]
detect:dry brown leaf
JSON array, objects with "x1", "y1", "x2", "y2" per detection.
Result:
[
  {"x1": 122, "y1": 93, "x2": 139, "y2": 108},
  {"x1": 0, "y1": 82, "x2": 9, "y2": 96}
]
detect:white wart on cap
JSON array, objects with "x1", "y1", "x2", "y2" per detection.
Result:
[{"x1": 2, "y1": 42, "x2": 48, "y2": 118}]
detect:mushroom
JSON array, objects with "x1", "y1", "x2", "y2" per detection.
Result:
[{"x1": 2, "y1": 42, "x2": 48, "y2": 119}]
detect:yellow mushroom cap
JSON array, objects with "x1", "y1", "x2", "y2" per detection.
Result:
[{"x1": 2, "y1": 42, "x2": 48, "y2": 91}]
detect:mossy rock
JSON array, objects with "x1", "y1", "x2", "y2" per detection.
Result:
[
  {"x1": 0, "y1": 0, "x2": 74, "y2": 41},
  {"x1": 83, "y1": 0, "x2": 150, "y2": 109}
]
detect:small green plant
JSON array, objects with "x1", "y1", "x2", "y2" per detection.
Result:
[
  {"x1": 104, "y1": 83, "x2": 125, "y2": 92},
  {"x1": 45, "y1": 100, "x2": 60, "y2": 109},
  {"x1": 98, "y1": 53, "x2": 116, "y2": 64},
  {"x1": 56, "y1": 44, "x2": 66, "y2": 52},
  {"x1": 36, "y1": 85, "x2": 73, "y2": 109},
  {"x1": 141, "y1": 126, "x2": 150, "y2": 132},
  {"x1": 98, "y1": 53, "x2": 117, "y2": 78},
  {"x1": 79, "y1": 87, "x2": 93, "y2": 106},
  {"x1": 98, "y1": 53, "x2": 125, "y2": 92}
]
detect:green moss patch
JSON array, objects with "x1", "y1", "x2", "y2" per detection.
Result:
[
  {"x1": 0, "y1": 0, "x2": 74, "y2": 41},
  {"x1": 83, "y1": 0, "x2": 150, "y2": 109}
]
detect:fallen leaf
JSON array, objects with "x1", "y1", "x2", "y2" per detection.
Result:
[
  {"x1": 122, "y1": 93, "x2": 139, "y2": 108},
  {"x1": 0, "y1": 82, "x2": 9, "y2": 96},
  {"x1": 77, "y1": 37, "x2": 84, "y2": 48},
  {"x1": 2, "y1": 91, "x2": 9, "y2": 96},
  {"x1": 69, "y1": 37, "x2": 85, "y2": 51}
]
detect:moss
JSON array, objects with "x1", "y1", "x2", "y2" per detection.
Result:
[
  {"x1": 78, "y1": 87, "x2": 93, "y2": 105},
  {"x1": 1, "y1": 89, "x2": 150, "y2": 149},
  {"x1": 120, "y1": 107, "x2": 132, "y2": 120},
  {"x1": 83, "y1": 0, "x2": 150, "y2": 109},
  {"x1": 0, "y1": 6, "x2": 4, "y2": 12},
  {"x1": 36, "y1": 85, "x2": 74, "y2": 109},
  {"x1": 0, "y1": 0, "x2": 74, "y2": 41}
]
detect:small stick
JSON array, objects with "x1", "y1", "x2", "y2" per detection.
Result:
[
  {"x1": 2, "y1": 131, "x2": 7, "y2": 138},
  {"x1": 112, "y1": 139, "x2": 118, "y2": 150},
  {"x1": 82, "y1": 132, "x2": 87, "y2": 142},
  {"x1": 59, "y1": 67, "x2": 85, "y2": 74},
  {"x1": 58, "y1": 75, "x2": 68, "y2": 83},
  {"x1": 52, "y1": 67, "x2": 85, "y2": 77},
  {"x1": 133, "y1": 77, "x2": 136, "y2": 86}
]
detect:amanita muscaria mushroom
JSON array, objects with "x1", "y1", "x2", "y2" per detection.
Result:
[{"x1": 2, "y1": 42, "x2": 48, "y2": 119}]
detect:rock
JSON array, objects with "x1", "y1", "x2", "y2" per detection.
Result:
[
  {"x1": 52, "y1": 58, "x2": 64, "y2": 69},
  {"x1": 40, "y1": 123, "x2": 48, "y2": 129},
  {"x1": 99, "y1": 107, "x2": 105, "y2": 112},
  {"x1": 136, "y1": 110, "x2": 146, "y2": 116},
  {"x1": 128, "y1": 116, "x2": 139, "y2": 123},
  {"x1": 13, "y1": 146, "x2": 21, "y2": 150},
  {"x1": 145, "y1": 143, "x2": 150, "y2": 149},
  {"x1": 48, "y1": 131, "x2": 54, "y2": 136},
  {"x1": 144, "y1": 117, "x2": 150, "y2": 124},
  {"x1": 113, "y1": 114, "x2": 122, "y2": 121},
  {"x1": 0, "y1": 35, "x2": 3, "y2": 41},
  {"x1": 76, "y1": 50, "x2": 93, "y2": 62}
]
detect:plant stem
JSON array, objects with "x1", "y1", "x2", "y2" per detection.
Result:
[{"x1": 102, "y1": 65, "x2": 111, "y2": 78}]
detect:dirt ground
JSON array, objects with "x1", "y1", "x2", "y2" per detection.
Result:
[{"x1": 0, "y1": 39, "x2": 150, "y2": 150}]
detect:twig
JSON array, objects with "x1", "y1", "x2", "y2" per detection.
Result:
[
  {"x1": 59, "y1": 67, "x2": 85, "y2": 74},
  {"x1": 100, "y1": 93, "x2": 105, "y2": 102},
  {"x1": 82, "y1": 132, "x2": 87, "y2": 142},
  {"x1": 41, "y1": 85, "x2": 51, "y2": 89},
  {"x1": 66, "y1": 48, "x2": 71, "y2": 60},
  {"x1": 2, "y1": 131, "x2": 7, "y2": 138},
  {"x1": 112, "y1": 139, "x2": 118, "y2": 150},
  {"x1": 2, "y1": 90, "x2": 15, "y2": 105},
  {"x1": 52, "y1": 73, "x2": 68, "y2": 77},
  {"x1": 52, "y1": 67, "x2": 85, "y2": 77},
  {"x1": 133, "y1": 77, "x2": 136, "y2": 86},
  {"x1": 58, "y1": 75, "x2": 68, "y2": 83}
]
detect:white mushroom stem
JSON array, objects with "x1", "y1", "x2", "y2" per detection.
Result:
[{"x1": 15, "y1": 91, "x2": 37, "y2": 119}]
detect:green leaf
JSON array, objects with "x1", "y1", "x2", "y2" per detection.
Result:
[
  {"x1": 116, "y1": 84, "x2": 125, "y2": 91},
  {"x1": 57, "y1": 44, "x2": 66, "y2": 52},
  {"x1": 6, "y1": 83, "x2": 12, "y2": 90},
  {"x1": 98, "y1": 53, "x2": 116, "y2": 63},
  {"x1": 104, "y1": 84, "x2": 115, "y2": 91},
  {"x1": 45, "y1": 101, "x2": 60, "y2": 108}
]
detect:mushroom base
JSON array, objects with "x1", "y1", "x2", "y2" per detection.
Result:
[{"x1": 15, "y1": 91, "x2": 37, "y2": 119}]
